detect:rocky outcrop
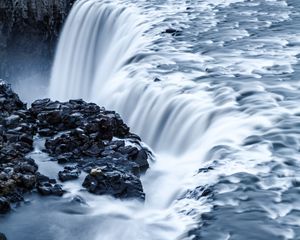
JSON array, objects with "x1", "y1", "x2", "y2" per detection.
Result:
[
  {"x1": 0, "y1": 80, "x2": 65, "y2": 213},
  {"x1": 0, "y1": 80, "x2": 151, "y2": 215},
  {"x1": 32, "y1": 97, "x2": 150, "y2": 200},
  {"x1": 0, "y1": 0, "x2": 76, "y2": 81}
]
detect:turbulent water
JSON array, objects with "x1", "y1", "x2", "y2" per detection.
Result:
[{"x1": 2, "y1": 0, "x2": 300, "y2": 239}]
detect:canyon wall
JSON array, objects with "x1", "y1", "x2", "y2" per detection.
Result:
[{"x1": 0, "y1": 0, "x2": 76, "y2": 81}]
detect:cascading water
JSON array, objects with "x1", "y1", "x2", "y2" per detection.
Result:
[
  {"x1": 48, "y1": 0, "x2": 300, "y2": 239},
  {"x1": 50, "y1": 0, "x2": 146, "y2": 101},
  {"x1": 3, "y1": 0, "x2": 300, "y2": 239}
]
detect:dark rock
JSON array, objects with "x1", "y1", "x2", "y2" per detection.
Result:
[
  {"x1": 118, "y1": 146, "x2": 139, "y2": 157},
  {"x1": 31, "y1": 98, "x2": 51, "y2": 108},
  {"x1": 37, "y1": 182, "x2": 64, "y2": 196},
  {"x1": 56, "y1": 154, "x2": 73, "y2": 164},
  {"x1": 83, "y1": 143, "x2": 103, "y2": 157},
  {"x1": 20, "y1": 174, "x2": 36, "y2": 189},
  {"x1": 58, "y1": 166, "x2": 80, "y2": 182},
  {"x1": 164, "y1": 28, "x2": 182, "y2": 35},
  {"x1": 134, "y1": 149, "x2": 150, "y2": 173},
  {"x1": 0, "y1": 197, "x2": 10, "y2": 214},
  {"x1": 4, "y1": 114, "x2": 20, "y2": 127},
  {"x1": 83, "y1": 166, "x2": 145, "y2": 200},
  {"x1": 19, "y1": 133, "x2": 33, "y2": 145},
  {"x1": 0, "y1": 81, "x2": 151, "y2": 212},
  {"x1": 35, "y1": 173, "x2": 49, "y2": 184},
  {"x1": 38, "y1": 128, "x2": 56, "y2": 137},
  {"x1": 198, "y1": 167, "x2": 214, "y2": 173},
  {"x1": 0, "y1": 80, "x2": 26, "y2": 114}
]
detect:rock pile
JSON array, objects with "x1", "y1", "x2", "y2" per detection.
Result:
[{"x1": 0, "y1": 80, "x2": 151, "y2": 214}]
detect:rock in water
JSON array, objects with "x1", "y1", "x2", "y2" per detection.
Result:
[
  {"x1": 0, "y1": 80, "x2": 152, "y2": 212},
  {"x1": 31, "y1": 98, "x2": 151, "y2": 199},
  {"x1": 0, "y1": 197, "x2": 10, "y2": 214},
  {"x1": 58, "y1": 166, "x2": 81, "y2": 182},
  {"x1": 83, "y1": 166, "x2": 145, "y2": 200}
]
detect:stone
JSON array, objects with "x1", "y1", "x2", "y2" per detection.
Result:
[
  {"x1": 19, "y1": 134, "x2": 34, "y2": 145},
  {"x1": 82, "y1": 166, "x2": 145, "y2": 200},
  {"x1": 58, "y1": 166, "x2": 81, "y2": 182},
  {"x1": 5, "y1": 115, "x2": 20, "y2": 127},
  {"x1": 134, "y1": 149, "x2": 150, "y2": 173},
  {"x1": 0, "y1": 197, "x2": 10, "y2": 214},
  {"x1": 37, "y1": 182, "x2": 64, "y2": 196},
  {"x1": 0, "y1": 81, "x2": 151, "y2": 214},
  {"x1": 20, "y1": 174, "x2": 36, "y2": 189}
]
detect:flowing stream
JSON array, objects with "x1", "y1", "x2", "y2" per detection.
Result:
[{"x1": 2, "y1": 0, "x2": 300, "y2": 239}]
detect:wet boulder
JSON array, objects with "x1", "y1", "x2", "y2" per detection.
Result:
[
  {"x1": 164, "y1": 28, "x2": 182, "y2": 36},
  {"x1": 37, "y1": 182, "x2": 64, "y2": 196},
  {"x1": 0, "y1": 157, "x2": 38, "y2": 202},
  {"x1": 0, "y1": 197, "x2": 10, "y2": 214},
  {"x1": 36, "y1": 173, "x2": 64, "y2": 196},
  {"x1": 0, "y1": 80, "x2": 26, "y2": 115},
  {"x1": 58, "y1": 166, "x2": 81, "y2": 182},
  {"x1": 82, "y1": 166, "x2": 145, "y2": 200}
]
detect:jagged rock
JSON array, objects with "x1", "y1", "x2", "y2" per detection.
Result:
[
  {"x1": 0, "y1": 80, "x2": 26, "y2": 115},
  {"x1": 36, "y1": 173, "x2": 63, "y2": 196},
  {"x1": 164, "y1": 28, "x2": 182, "y2": 36},
  {"x1": 37, "y1": 98, "x2": 151, "y2": 199},
  {"x1": 37, "y1": 182, "x2": 64, "y2": 196},
  {"x1": 0, "y1": 81, "x2": 151, "y2": 213},
  {"x1": 83, "y1": 166, "x2": 145, "y2": 200},
  {"x1": 58, "y1": 166, "x2": 80, "y2": 182}
]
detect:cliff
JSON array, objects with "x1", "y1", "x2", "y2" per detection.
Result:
[{"x1": 0, "y1": 0, "x2": 76, "y2": 81}]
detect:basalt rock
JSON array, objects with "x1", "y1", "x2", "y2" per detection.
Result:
[
  {"x1": 34, "y1": 98, "x2": 151, "y2": 198},
  {"x1": 0, "y1": 81, "x2": 26, "y2": 115},
  {"x1": 82, "y1": 166, "x2": 145, "y2": 200},
  {"x1": 58, "y1": 166, "x2": 80, "y2": 182},
  {"x1": 0, "y1": 80, "x2": 151, "y2": 212}
]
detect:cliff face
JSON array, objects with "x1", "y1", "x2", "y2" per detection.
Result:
[{"x1": 0, "y1": 0, "x2": 76, "y2": 81}]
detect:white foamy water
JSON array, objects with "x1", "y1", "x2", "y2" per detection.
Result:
[{"x1": 2, "y1": 0, "x2": 300, "y2": 239}]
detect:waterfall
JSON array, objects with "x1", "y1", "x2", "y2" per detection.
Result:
[
  {"x1": 49, "y1": 0, "x2": 241, "y2": 155},
  {"x1": 4, "y1": 0, "x2": 297, "y2": 239},
  {"x1": 47, "y1": 0, "x2": 273, "y2": 238},
  {"x1": 49, "y1": 0, "x2": 146, "y2": 101},
  {"x1": 48, "y1": 0, "x2": 260, "y2": 215}
]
